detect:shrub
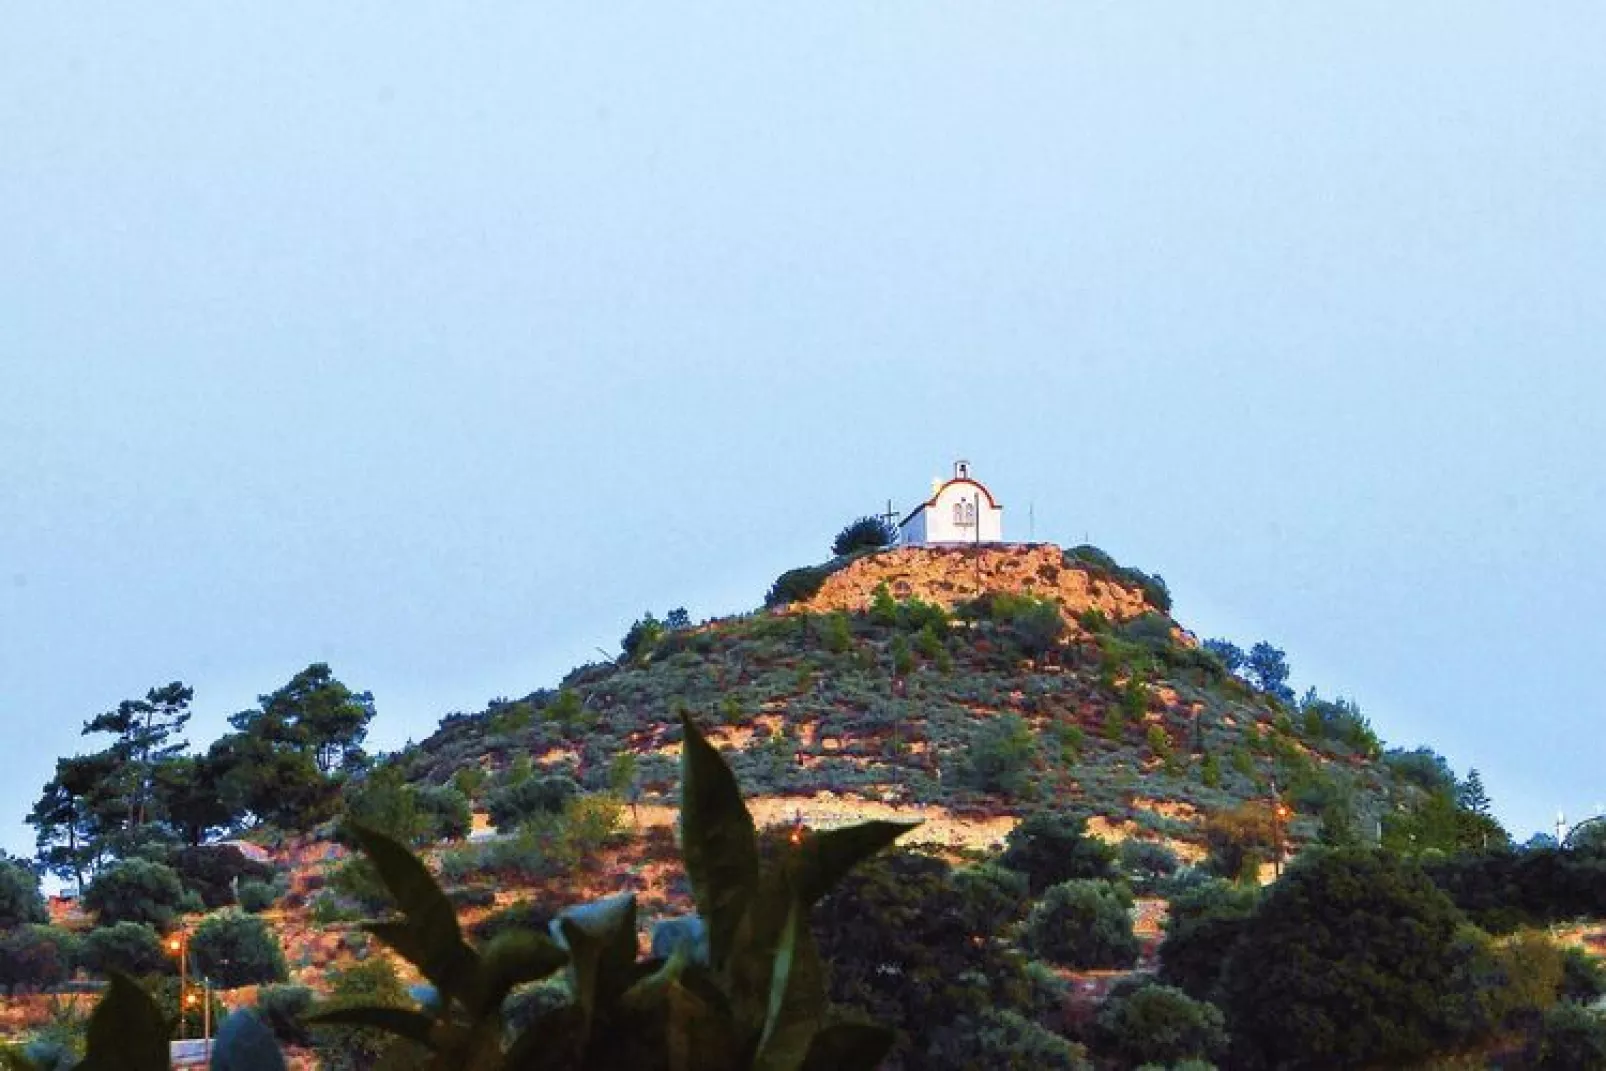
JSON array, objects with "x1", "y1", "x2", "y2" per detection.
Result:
[
  {"x1": 486, "y1": 774, "x2": 580, "y2": 831},
  {"x1": 313, "y1": 958, "x2": 419, "y2": 1071},
  {"x1": 926, "y1": 1009, "x2": 1089, "y2": 1070},
  {"x1": 190, "y1": 909, "x2": 288, "y2": 988},
  {"x1": 1119, "y1": 839, "x2": 1181, "y2": 894},
  {"x1": 999, "y1": 811, "x2": 1118, "y2": 893},
  {"x1": 952, "y1": 863, "x2": 1030, "y2": 936},
  {"x1": 0, "y1": 925, "x2": 73, "y2": 995},
  {"x1": 172, "y1": 845, "x2": 276, "y2": 910},
  {"x1": 1202, "y1": 802, "x2": 1278, "y2": 881},
  {"x1": 254, "y1": 984, "x2": 315, "y2": 1047},
  {"x1": 1533, "y1": 1001, "x2": 1606, "y2": 1070},
  {"x1": 1024, "y1": 879, "x2": 1140, "y2": 969},
  {"x1": 412, "y1": 784, "x2": 473, "y2": 842},
  {"x1": 0, "y1": 854, "x2": 47, "y2": 928},
  {"x1": 1064, "y1": 545, "x2": 1171, "y2": 613},
  {"x1": 236, "y1": 880, "x2": 278, "y2": 913},
  {"x1": 1094, "y1": 982, "x2": 1227, "y2": 1068},
  {"x1": 1564, "y1": 946, "x2": 1606, "y2": 1004},
  {"x1": 1221, "y1": 849, "x2": 1472, "y2": 1069},
  {"x1": 468, "y1": 900, "x2": 558, "y2": 944},
  {"x1": 765, "y1": 565, "x2": 831, "y2": 608},
  {"x1": 832, "y1": 516, "x2": 897, "y2": 557},
  {"x1": 79, "y1": 921, "x2": 170, "y2": 978},
  {"x1": 83, "y1": 858, "x2": 187, "y2": 929},
  {"x1": 961, "y1": 714, "x2": 1039, "y2": 798},
  {"x1": 1157, "y1": 879, "x2": 1258, "y2": 1001}
]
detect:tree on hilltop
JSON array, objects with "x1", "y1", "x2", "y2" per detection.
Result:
[{"x1": 832, "y1": 515, "x2": 897, "y2": 557}]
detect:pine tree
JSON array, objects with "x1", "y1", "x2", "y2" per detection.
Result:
[{"x1": 1458, "y1": 768, "x2": 1492, "y2": 817}]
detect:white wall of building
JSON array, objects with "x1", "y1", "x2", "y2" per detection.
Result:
[{"x1": 901, "y1": 478, "x2": 1003, "y2": 545}]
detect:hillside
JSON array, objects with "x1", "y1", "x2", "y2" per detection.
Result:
[{"x1": 402, "y1": 543, "x2": 1398, "y2": 862}]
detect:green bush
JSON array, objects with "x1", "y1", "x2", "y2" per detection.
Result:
[
  {"x1": 961, "y1": 714, "x2": 1039, "y2": 798},
  {"x1": 952, "y1": 863, "x2": 1030, "y2": 936},
  {"x1": 190, "y1": 909, "x2": 289, "y2": 988},
  {"x1": 998, "y1": 811, "x2": 1118, "y2": 893},
  {"x1": 485, "y1": 774, "x2": 580, "y2": 831},
  {"x1": 1064, "y1": 545, "x2": 1171, "y2": 613},
  {"x1": 1119, "y1": 839, "x2": 1181, "y2": 894},
  {"x1": 1221, "y1": 849, "x2": 1472, "y2": 1069},
  {"x1": 83, "y1": 858, "x2": 187, "y2": 929},
  {"x1": 927, "y1": 1009, "x2": 1089, "y2": 1070},
  {"x1": 1024, "y1": 879, "x2": 1140, "y2": 969},
  {"x1": 832, "y1": 516, "x2": 897, "y2": 557},
  {"x1": 1157, "y1": 879, "x2": 1258, "y2": 1002},
  {"x1": 172, "y1": 845, "x2": 277, "y2": 910},
  {"x1": 237, "y1": 880, "x2": 278, "y2": 913},
  {"x1": 413, "y1": 784, "x2": 473, "y2": 842},
  {"x1": 1533, "y1": 1001, "x2": 1606, "y2": 1070},
  {"x1": 765, "y1": 564, "x2": 831, "y2": 608},
  {"x1": 1094, "y1": 982, "x2": 1226, "y2": 1067},
  {"x1": 79, "y1": 921, "x2": 170, "y2": 978},
  {"x1": 254, "y1": 984, "x2": 315, "y2": 1047},
  {"x1": 0, "y1": 925, "x2": 73, "y2": 995},
  {"x1": 0, "y1": 854, "x2": 47, "y2": 928}
]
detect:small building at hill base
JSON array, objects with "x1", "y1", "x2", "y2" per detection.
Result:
[{"x1": 898, "y1": 460, "x2": 1004, "y2": 546}]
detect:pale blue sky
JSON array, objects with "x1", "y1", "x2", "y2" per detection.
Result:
[{"x1": 3, "y1": 4, "x2": 1602, "y2": 855}]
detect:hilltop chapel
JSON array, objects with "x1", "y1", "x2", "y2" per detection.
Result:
[{"x1": 897, "y1": 460, "x2": 1004, "y2": 546}]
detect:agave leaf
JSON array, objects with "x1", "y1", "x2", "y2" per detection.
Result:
[
  {"x1": 751, "y1": 896, "x2": 827, "y2": 1071},
  {"x1": 74, "y1": 972, "x2": 169, "y2": 1071},
  {"x1": 556, "y1": 893, "x2": 639, "y2": 1009},
  {"x1": 799, "y1": 1020, "x2": 896, "y2": 1071},
  {"x1": 470, "y1": 930, "x2": 568, "y2": 1016},
  {"x1": 791, "y1": 820, "x2": 919, "y2": 908},
  {"x1": 210, "y1": 1009, "x2": 288, "y2": 1071},
  {"x1": 679, "y1": 713, "x2": 758, "y2": 969},
  {"x1": 349, "y1": 822, "x2": 479, "y2": 1002},
  {"x1": 303, "y1": 1005, "x2": 438, "y2": 1048}
]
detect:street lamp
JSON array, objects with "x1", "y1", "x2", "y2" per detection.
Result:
[{"x1": 166, "y1": 929, "x2": 188, "y2": 1040}]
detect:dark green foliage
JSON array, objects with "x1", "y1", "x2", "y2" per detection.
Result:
[
  {"x1": 0, "y1": 925, "x2": 73, "y2": 994},
  {"x1": 313, "y1": 958, "x2": 420, "y2": 1071},
  {"x1": 468, "y1": 900, "x2": 559, "y2": 944},
  {"x1": 173, "y1": 845, "x2": 277, "y2": 910},
  {"x1": 1023, "y1": 879, "x2": 1140, "y2": 969},
  {"x1": 485, "y1": 775, "x2": 580, "y2": 831},
  {"x1": 1458, "y1": 767, "x2": 1492, "y2": 816},
  {"x1": 1221, "y1": 849, "x2": 1471, "y2": 1069},
  {"x1": 997, "y1": 811, "x2": 1118, "y2": 894},
  {"x1": 1094, "y1": 982, "x2": 1226, "y2": 1068},
  {"x1": 960, "y1": 714, "x2": 1038, "y2": 798},
  {"x1": 621, "y1": 613, "x2": 666, "y2": 661},
  {"x1": 1385, "y1": 746, "x2": 1458, "y2": 796},
  {"x1": 237, "y1": 880, "x2": 278, "y2": 913},
  {"x1": 80, "y1": 922, "x2": 170, "y2": 978},
  {"x1": 1533, "y1": 1001, "x2": 1606, "y2": 1070},
  {"x1": 1157, "y1": 878, "x2": 1258, "y2": 1002},
  {"x1": 813, "y1": 850, "x2": 1042, "y2": 1070},
  {"x1": 1202, "y1": 639, "x2": 1244, "y2": 673},
  {"x1": 0, "y1": 853, "x2": 47, "y2": 928},
  {"x1": 951, "y1": 863, "x2": 1030, "y2": 936},
  {"x1": 1119, "y1": 839, "x2": 1181, "y2": 894},
  {"x1": 191, "y1": 909, "x2": 289, "y2": 988},
  {"x1": 83, "y1": 858, "x2": 187, "y2": 929},
  {"x1": 926, "y1": 1009, "x2": 1089, "y2": 1070},
  {"x1": 1563, "y1": 946, "x2": 1606, "y2": 1004},
  {"x1": 832, "y1": 516, "x2": 897, "y2": 557},
  {"x1": 253, "y1": 984, "x2": 316, "y2": 1047},
  {"x1": 766, "y1": 565, "x2": 832, "y2": 608},
  {"x1": 1244, "y1": 642, "x2": 1293, "y2": 701}
]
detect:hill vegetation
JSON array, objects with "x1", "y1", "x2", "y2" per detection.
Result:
[{"x1": 3, "y1": 538, "x2": 1604, "y2": 1068}]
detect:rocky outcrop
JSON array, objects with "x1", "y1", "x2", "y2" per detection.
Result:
[{"x1": 793, "y1": 544, "x2": 1157, "y2": 627}]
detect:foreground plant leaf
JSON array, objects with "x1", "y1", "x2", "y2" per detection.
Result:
[{"x1": 679, "y1": 713, "x2": 759, "y2": 970}]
